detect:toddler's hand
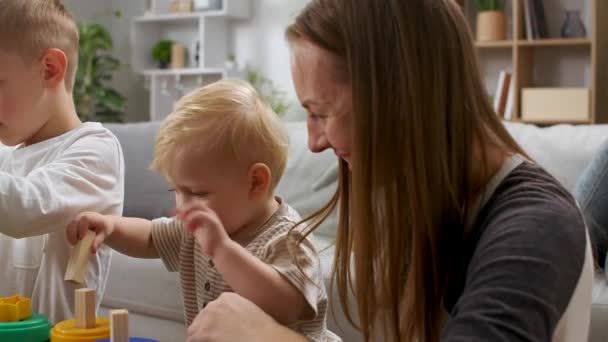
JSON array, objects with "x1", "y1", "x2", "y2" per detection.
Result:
[
  {"x1": 66, "y1": 212, "x2": 114, "y2": 253},
  {"x1": 177, "y1": 203, "x2": 229, "y2": 257}
]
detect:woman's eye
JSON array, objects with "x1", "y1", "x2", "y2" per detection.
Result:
[
  {"x1": 189, "y1": 191, "x2": 208, "y2": 198},
  {"x1": 309, "y1": 113, "x2": 327, "y2": 121}
]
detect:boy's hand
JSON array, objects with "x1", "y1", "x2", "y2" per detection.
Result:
[
  {"x1": 177, "y1": 203, "x2": 230, "y2": 257},
  {"x1": 66, "y1": 212, "x2": 115, "y2": 254}
]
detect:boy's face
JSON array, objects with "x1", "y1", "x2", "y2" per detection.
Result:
[
  {"x1": 169, "y1": 151, "x2": 254, "y2": 235},
  {"x1": 0, "y1": 51, "x2": 49, "y2": 146}
]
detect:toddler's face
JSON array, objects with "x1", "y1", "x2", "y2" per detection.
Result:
[
  {"x1": 0, "y1": 51, "x2": 49, "y2": 146},
  {"x1": 168, "y1": 152, "x2": 253, "y2": 235}
]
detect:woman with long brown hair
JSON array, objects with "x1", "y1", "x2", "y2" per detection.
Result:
[{"x1": 185, "y1": 1, "x2": 593, "y2": 341}]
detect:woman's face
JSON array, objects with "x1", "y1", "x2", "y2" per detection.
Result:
[{"x1": 290, "y1": 39, "x2": 353, "y2": 167}]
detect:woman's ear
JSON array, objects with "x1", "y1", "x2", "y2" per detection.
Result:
[{"x1": 248, "y1": 163, "x2": 272, "y2": 199}]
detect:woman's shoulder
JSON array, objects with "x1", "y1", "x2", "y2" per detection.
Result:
[
  {"x1": 443, "y1": 161, "x2": 592, "y2": 340},
  {"x1": 477, "y1": 161, "x2": 585, "y2": 245}
]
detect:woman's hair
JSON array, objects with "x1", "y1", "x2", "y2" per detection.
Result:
[
  {"x1": 286, "y1": 1, "x2": 527, "y2": 341},
  {"x1": 151, "y1": 79, "x2": 289, "y2": 191}
]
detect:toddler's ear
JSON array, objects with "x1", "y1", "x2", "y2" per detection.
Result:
[
  {"x1": 40, "y1": 48, "x2": 67, "y2": 89},
  {"x1": 248, "y1": 163, "x2": 272, "y2": 199}
]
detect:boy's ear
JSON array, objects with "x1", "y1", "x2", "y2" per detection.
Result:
[
  {"x1": 248, "y1": 163, "x2": 272, "y2": 199},
  {"x1": 40, "y1": 48, "x2": 67, "y2": 89}
]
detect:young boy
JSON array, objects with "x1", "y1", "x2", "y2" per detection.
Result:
[
  {"x1": 0, "y1": 0, "x2": 124, "y2": 324},
  {"x1": 67, "y1": 79, "x2": 340, "y2": 341}
]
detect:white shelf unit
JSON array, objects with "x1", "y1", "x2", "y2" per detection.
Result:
[{"x1": 132, "y1": 0, "x2": 251, "y2": 120}]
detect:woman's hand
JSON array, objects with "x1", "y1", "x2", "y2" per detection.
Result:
[{"x1": 186, "y1": 292, "x2": 308, "y2": 342}]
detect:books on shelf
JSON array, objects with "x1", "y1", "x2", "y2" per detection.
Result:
[
  {"x1": 493, "y1": 71, "x2": 512, "y2": 118},
  {"x1": 523, "y1": 0, "x2": 548, "y2": 40},
  {"x1": 523, "y1": 0, "x2": 534, "y2": 40},
  {"x1": 503, "y1": 81, "x2": 515, "y2": 121}
]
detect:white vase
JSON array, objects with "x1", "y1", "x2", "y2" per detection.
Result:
[{"x1": 194, "y1": 0, "x2": 222, "y2": 11}]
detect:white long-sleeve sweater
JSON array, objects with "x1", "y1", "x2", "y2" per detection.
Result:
[{"x1": 0, "y1": 122, "x2": 124, "y2": 324}]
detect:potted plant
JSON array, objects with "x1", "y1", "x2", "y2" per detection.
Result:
[
  {"x1": 246, "y1": 70, "x2": 290, "y2": 117},
  {"x1": 151, "y1": 40, "x2": 173, "y2": 69},
  {"x1": 73, "y1": 15, "x2": 126, "y2": 123},
  {"x1": 475, "y1": 0, "x2": 507, "y2": 41}
]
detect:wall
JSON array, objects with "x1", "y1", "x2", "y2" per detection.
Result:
[
  {"x1": 63, "y1": 0, "x2": 309, "y2": 122},
  {"x1": 230, "y1": 0, "x2": 309, "y2": 120},
  {"x1": 64, "y1": 0, "x2": 594, "y2": 121}
]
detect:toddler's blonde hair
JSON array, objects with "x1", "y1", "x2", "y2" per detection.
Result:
[
  {"x1": 0, "y1": 0, "x2": 79, "y2": 90},
  {"x1": 151, "y1": 79, "x2": 289, "y2": 191}
]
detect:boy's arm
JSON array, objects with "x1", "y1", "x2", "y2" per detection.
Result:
[
  {"x1": 104, "y1": 217, "x2": 159, "y2": 259},
  {"x1": 68, "y1": 213, "x2": 159, "y2": 259},
  {"x1": 213, "y1": 239, "x2": 309, "y2": 325},
  {"x1": 0, "y1": 134, "x2": 123, "y2": 239},
  {"x1": 180, "y1": 205, "x2": 313, "y2": 325}
]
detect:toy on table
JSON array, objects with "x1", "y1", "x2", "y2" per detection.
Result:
[
  {"x1": 51, "y1": 288, "x2": 110, "y2": 342},
  {"x1": 62, "y1": 237, "x2": 158, "y2": 342},
  {"x1": 95, "y1": 309, "x2": 159, "y2": 342},
  {"x1": 0, "y1": 295, "x2": 52, "y2": 342}
]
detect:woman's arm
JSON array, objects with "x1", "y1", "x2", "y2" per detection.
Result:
[
  {"x1": 186, "y1": 292, "x2": 309, "y2": 342},
  {"x1": 442, "y1": 203, "x2": 592, "y2": 341}
]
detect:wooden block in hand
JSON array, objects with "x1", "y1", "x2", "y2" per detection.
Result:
[
  {"x1": 110, "y1": 309, "x2": 129, "y2": 342},
  {"x1": 65, "y1": 230, "x2": 95, "y2": 284},
  {"x1": 75, "y1": 288, "x2": 96, "y2": 329}
]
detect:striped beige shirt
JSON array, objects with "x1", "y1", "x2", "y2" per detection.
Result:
[{"x1": 151, "y1": 200, "x2": 341, "y2": 341}]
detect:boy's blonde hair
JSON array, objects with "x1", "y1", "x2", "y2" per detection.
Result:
[
  {"x1": 0, "y1": 0, "x2": 79, "y2": 90},
  {"x1": 151, "y1": 79, "x2": 289, "y2": 191}
]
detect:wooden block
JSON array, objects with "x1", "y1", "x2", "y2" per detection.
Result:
[
  {"x1": 110, "y1": 309, "x2": 129, "y2": 342},
  {"x1": 75, "y1": 288, "x2": 96, "y2": 329},
  {"x1": 65, "y1": 230, "x2": 95, "y2": 284}
]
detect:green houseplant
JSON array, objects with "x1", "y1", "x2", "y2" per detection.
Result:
[
  {"x1": 475, "y1": 0, "x2": 504, "y2": 11},
  {"x1": 152, "y1": 40, "x2": 173, "y2": 69},
  {"x1": 246, "y1": 70, "x2": 290, "y2": 117},
  {"x1": 73, "y1": 15, "x2": 126, "y2": 123},
  {"x1": 475, "y1": 0, "x2": 507, "y2": 41}
]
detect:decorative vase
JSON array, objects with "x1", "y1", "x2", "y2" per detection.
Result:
[
  {"x1": 144, "y1": 0, "x2": 153, "y2": 16},
  {"x1": 194, "y1": 0, "x2": 222, "y2": 11},
  {"x1": 171, "y1": 43, "x2": 186, "y2": 69},
  {"x1": 189, "y1": 40, "x2": 200, "y2": 68},
  {"x1": 561, "y1": 10, "x2": 586, "y2": 38},
  {"x1": 170, "y1": 0, "x2": 192, "y2": 14},
  {"x1": 476, "y1": 11, "x2": 507, "y2": 42}
]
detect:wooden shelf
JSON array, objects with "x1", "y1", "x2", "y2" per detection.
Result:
[
  {"x1": 517, "y1": 38, "x2": 592, "y2": 47},
  {"x1": 141, "y1": 68, "x2": 225, "y2": 76},
  {"x1": 519, "y1": 118, "x2": 592, "y2": 126},
  {"x1": 475, "y1": 40, "x2": 513, "y2": 48},
  {"x1": 459, "y1": 0, "x2": 607, "y2": 125},
  {"x1": 134, "y1": 11, "x2": 231, "y2": 23}
]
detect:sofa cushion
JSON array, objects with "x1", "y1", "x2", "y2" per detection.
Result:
[
  {"x1": 274, "y1": 122, "x2": 339, "y2": 238},
  {"x1": 505, "y1": 122, "x2": 608, "y2": 191},
  {"x1": 105, "y1": 122, "x2": 175, "y2": 219},
  {"x1": 101, "y1": 251, "x2": 184, "y2": 322}
]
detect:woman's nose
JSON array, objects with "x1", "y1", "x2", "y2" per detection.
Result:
[
  {"x1": 308, "y1": 132, "x2": 330, "y2": 153},
  {"x1": 307, "y1": 120, "x2": 330, "y2": 153}
]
